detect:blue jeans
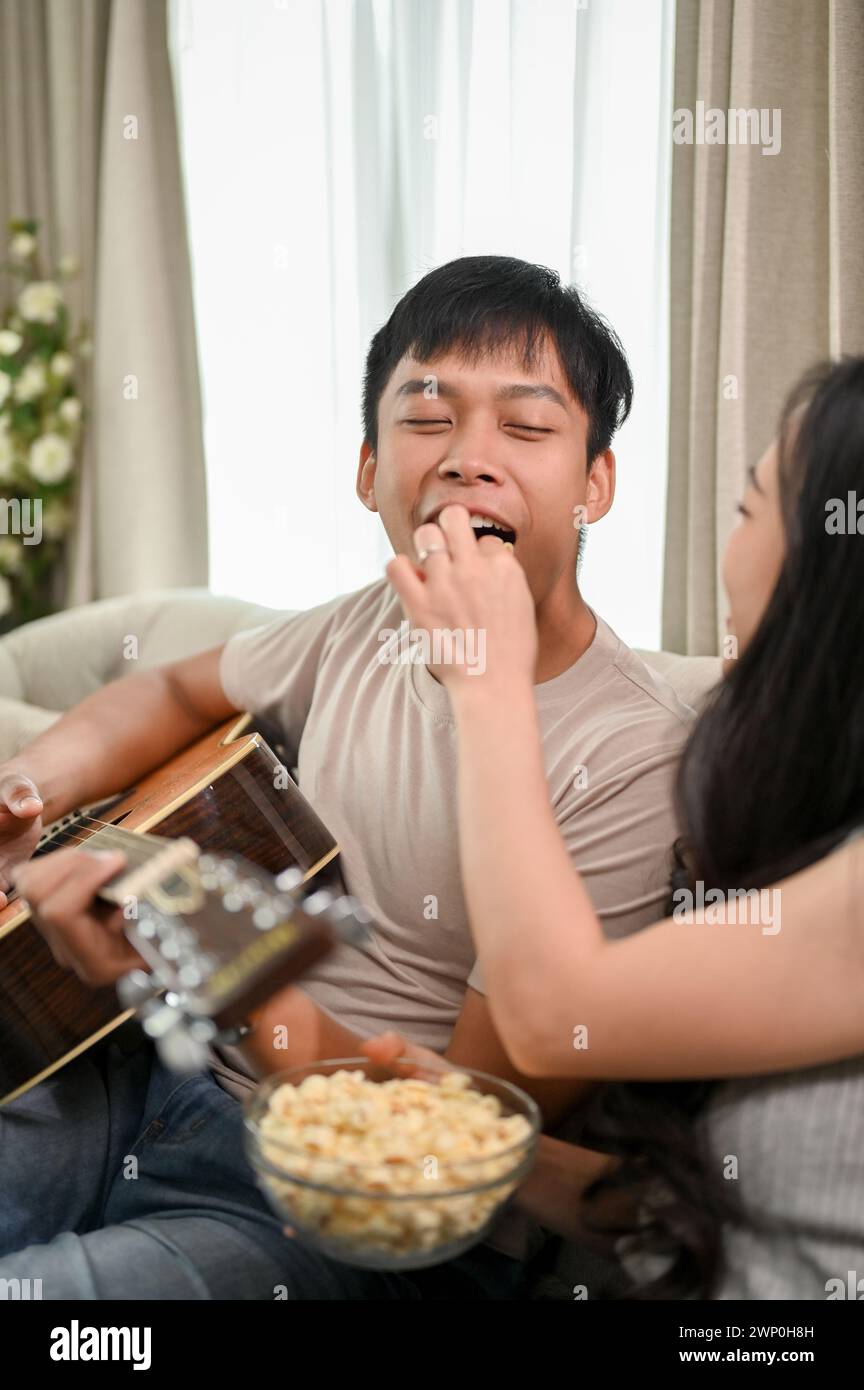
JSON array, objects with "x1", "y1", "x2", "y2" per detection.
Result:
[{"x1": 0, "y1": 1031, "x2": 525, "y2": 1300}]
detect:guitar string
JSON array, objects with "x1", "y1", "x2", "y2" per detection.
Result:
[
  {"x1": 16, "y1": 821, "x2": 190, "y2": 904},
  {"x1": 42, "y1": 812, "x2": 166, "y2": 840},
  {"x1": 40, "y1": 828, "x2": 165, "y2": 852},
  {"x1": 44, "y1": 825, "x2": 163, "y2": 842},
  {"x1": 48, "y1": 812, "x2": 150, "y2": 832},
  {"x1": 35, "y1": 815, "x2": 172, "y2": 867}
]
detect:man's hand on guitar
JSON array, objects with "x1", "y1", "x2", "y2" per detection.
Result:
[
  {"x1": 11, "y1": 845, "x2": 146, "y2": 987},
  {"x1": 0, "y1": 771, "x2": 45, "y2": 909}
]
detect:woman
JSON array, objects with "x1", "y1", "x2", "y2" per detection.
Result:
[{"x1": 377, "y1": 357, "x2": 864, "y2": 1297}]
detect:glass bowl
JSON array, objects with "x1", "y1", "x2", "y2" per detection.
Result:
[{"x1": 244, "y1": 1057, "x2": 540, "y2": 1270}]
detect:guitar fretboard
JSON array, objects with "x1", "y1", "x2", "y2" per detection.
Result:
[{"x1": 31, "y1": 808, "x2": 195, "y2": 905}]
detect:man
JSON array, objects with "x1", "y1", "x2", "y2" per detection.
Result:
[{"x1": 0, "y1": 255, "x2": 693, "y2": 1299}]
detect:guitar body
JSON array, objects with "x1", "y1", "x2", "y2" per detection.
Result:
[{"x1": 0, "y1": 715, "x2": 339, "y2": 1104}]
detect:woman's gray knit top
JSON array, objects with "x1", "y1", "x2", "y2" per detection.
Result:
[{"x1": 620, "y1": 827, "x2": 864, "y2": 1299}]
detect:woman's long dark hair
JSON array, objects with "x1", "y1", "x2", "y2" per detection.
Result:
[{"x1": 580, "y1": 356, "x2": 864, "y2": 1298}]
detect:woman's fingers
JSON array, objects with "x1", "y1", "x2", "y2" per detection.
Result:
[
  {"x1": 412, "y1": 521, "x2": 452, "y2": 570},
  {"x1": 437, "y1": 503, "x2": 476, "y2": 560},
  {"x1": 385, "y1": 554, "x2": 427, "y2": 614},
  {"x1": 476, "y1": 532, "x2": 512, "y2": 559}
]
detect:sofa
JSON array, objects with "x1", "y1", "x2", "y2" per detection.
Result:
[
  {"x1": 0, "y1": 587, "x2": 721, "y2": 763},
  {"x1": 0, "y1": 589, "x2": 286, "y2": 762}
]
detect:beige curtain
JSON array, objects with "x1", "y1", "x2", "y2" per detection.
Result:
[
  {"x1": 0, "y1": 0, "x2": 207, "y2": 606},
  {"x1": 663, "y1": 0, "x2": 864, "y2": 655}
]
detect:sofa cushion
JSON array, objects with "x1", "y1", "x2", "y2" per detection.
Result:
[
  {"x1": 0, "y1": 588, "x2": 289, "y2": 764},
  {"x1": 0, "y1": 588, "x2": 289, "y2": 714},
  {"x1": 0, "y1": 695, "x2": 61, "y2": 762},
  {"x1": 636, "y1": 649, "x2": 721, "y2": 710}
]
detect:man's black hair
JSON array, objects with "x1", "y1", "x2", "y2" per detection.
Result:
[{"x1": 362, "y1": 254, "x2": 633, "y2": 467}]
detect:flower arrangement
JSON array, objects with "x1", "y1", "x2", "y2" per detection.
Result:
[{"x1": 0, "y1": 218, "x2": 89, "y2": 628}]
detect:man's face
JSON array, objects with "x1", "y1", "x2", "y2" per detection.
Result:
[{"x1": 356, "y1": 335, "x2": 615, "y2": 606}]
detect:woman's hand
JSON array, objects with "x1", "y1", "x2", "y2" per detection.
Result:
[{"x1": 385, "y1": 503, "x2": 537, "y2": 695}]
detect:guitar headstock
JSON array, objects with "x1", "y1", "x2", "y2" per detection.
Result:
[{"x1": 104, "y1": 842, "x2": 371, "y2": 1072}]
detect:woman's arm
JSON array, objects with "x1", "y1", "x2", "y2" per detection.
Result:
[
  {"x1": 452, "y1": 679, "x2": 864, "y2": 1079},
  {"x1": 386, "y1": 505, "x2": 864, "y2": 1082}
]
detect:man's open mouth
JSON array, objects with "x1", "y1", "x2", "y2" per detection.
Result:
[
  {"x1": 424, "y1": 507, "x2": 517, "y2": 546},
  {"x1": 465, "y1": 514, "x2": 517, "y2": 545}
]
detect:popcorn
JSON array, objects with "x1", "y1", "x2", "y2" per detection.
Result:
[{"x1": 254, "y1": 1068, "x2": 534, "y2": 1262}]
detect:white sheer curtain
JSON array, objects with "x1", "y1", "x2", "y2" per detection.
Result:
[{"x1": 170, "y1": 0, "x2": 675, "y2": 648}]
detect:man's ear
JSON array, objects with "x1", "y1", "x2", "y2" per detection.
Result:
[
  {"x1": 356, "y1": 442, "x2": 378, "y2": 513},
  {"x1": 585, "y1": 448, "x2": 615, "y2": 522}
]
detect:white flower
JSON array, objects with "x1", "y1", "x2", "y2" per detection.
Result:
[
  {"x1": 41, "y1": 500, "x2": 70, "y2": 540},
  {"x1": 58, "y1": 253, "x2": 80, "y2": 278},
  {"x1": 14, "y1": 359, "x2": 47, "y2": 402},
  {"x1": 0, "y1": 371, "x2": 11, "y2": 409},
  {"x1": 18, "y1": 281, "x2": 64, "y2": 324},
  {"x1": 9, "y1": 232, "x2": 36, "y2": 261},
  {"x1": 0, "y1": 574, "x2": 12, "y2": 618},
  {"x1": 0, "y1": 330, "x2": 22, "y2": 356},
  {"x1": 28, "y1": 432, "x2": 73, "y2": 485},
  {"x1": 0, "y1": 538, "x2": 24, "y2": 575},
  {"x1": 59, "y1": 396, "x2": 82, "y2": 425},
  {"x1": 0, "y1": 429, "x2": 14, "y2": 481},
  {"x1": 51, "y1": 351, "x2": 74, "y2": 378}
]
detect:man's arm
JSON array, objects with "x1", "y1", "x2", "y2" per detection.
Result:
[
  {"x1": 236, "y1": 986, "x2": 367, "y2": 1077},
  {"x1": 3, "y1": 646, "x2": 235, "y2": 822},
  {"x1": 445, "y1": 986, "x2": 594, "y2": 1128},
  {"x1": 0, "y1": 646, "x2": 236, "y2": 903},
  {"x1": 512, "y1": 1135, "x2": 626, "y2": 1249},
  {"x1": 239, "y1": 982, "x2": 592, "y2": 1133}
]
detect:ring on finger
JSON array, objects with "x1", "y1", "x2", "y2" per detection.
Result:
[{"x1": 416, "y1": 544, "x2": 449, "y2": 565}]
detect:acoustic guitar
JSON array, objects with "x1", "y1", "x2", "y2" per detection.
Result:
[{"x1": 0, "y1": 713, "x2": 363, "y2": 1105}]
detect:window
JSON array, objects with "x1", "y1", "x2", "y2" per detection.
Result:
[{"x1": 171, "y1": 0, "x2": 675, "y2": 648}]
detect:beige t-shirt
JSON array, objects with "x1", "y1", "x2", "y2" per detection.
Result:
[{"x1": 209, "y1": 578, "x2": 694, "y2": 1100}]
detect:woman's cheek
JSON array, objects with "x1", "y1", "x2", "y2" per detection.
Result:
[{"x1": 721, "y1": 614, "x2": 738, "y2": 676}]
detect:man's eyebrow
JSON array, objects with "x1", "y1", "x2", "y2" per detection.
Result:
[
  {"x1": 394, "y1": 378, "x2": 570, "y2": 410},
  {"x1": 747, "y1": 463, "x2": 765, "y2": 494}
]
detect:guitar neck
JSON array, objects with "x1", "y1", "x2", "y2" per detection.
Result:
[
  {"x1": 51, "y1": 823, "x2": 369, "y2": 1031},
  {"x1": 0, "y1": 719, "x2": 353, "y2": 1103}
]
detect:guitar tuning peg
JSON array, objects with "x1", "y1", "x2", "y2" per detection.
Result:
[
  {"x1": 138, "y1": 998, "x2": 215, "y2": 1073},
  {"x1": 274, "y1": 866, "x2": 304, "y2": 895},
  {"x1": 117, "y1": 968, "x2": 159, "y2": 1010},
  {"x1": 154, "y1": 1020, "x2": 214, "y2": 1074},
  {"x1": 301, "y1": 889, "x2": 334, "y2": 917},
  {"x1": 328, "y1": 895, "x2": 373, "y2": 943}
]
